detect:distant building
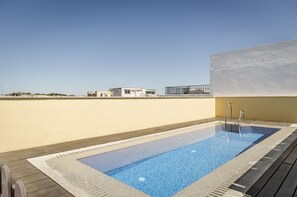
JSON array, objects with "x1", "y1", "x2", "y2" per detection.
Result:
[
  {"x1": 145, "y1": 89, "x2": 157, "y2": 97},
  {"x1": 165, "y1": 85, "x2": 210, "y2": 96},
  {"x1": 110, "y1": 88, "x2": 157, "y2": 97},
  {"x1": 87, "y1": 91, "x2": 112, "y2": 97}
]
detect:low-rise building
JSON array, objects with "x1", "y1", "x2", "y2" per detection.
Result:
[
  {"x1": 165, "y1": 85, "x2": 210, "y2": 96},
  {"x1": 145, "y1": 89, "x2": 157, "y2": 97},
  {"x1": 110, "y1": 87, "x2": 157, "y2": 97},
  {"x1": 87, "y1": 91, "x2": 112, "y2": 97}
]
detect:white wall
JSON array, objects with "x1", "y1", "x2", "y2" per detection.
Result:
[{"x1": 210, "y1": 40, "x2": 297, "y2": 96}]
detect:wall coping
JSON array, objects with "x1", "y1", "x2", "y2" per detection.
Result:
[{"x1": 0, "y1": 96, "x2": 214, "y2": 100}]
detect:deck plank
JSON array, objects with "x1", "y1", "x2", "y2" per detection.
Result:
[
  {"x1": 246, "y1": 140, "x2": 296, "y2": 197},
  {"x1": 28, "y1": 185, "x2": 68, "y2": 197},
  {"x1": 284, "y1": 146, "x2": 297, "y2": 165},
  {"x1": 25, "y1": 179, "x2": 60, "y2": 193},
  {"x1": 275, "y1": 161, "x2": 297, "y2": 197},
  {"x1": 256, "y1": 163, "x2": 291, "y2": 197}
]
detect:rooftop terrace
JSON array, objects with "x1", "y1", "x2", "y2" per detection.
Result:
[{"x1": 1, "y1": 40, "x2": 297, "y2": 196}]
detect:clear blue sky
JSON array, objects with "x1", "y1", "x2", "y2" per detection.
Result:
[{"x1": 1, "y1": 0, "x2": 297, "y2": 95}]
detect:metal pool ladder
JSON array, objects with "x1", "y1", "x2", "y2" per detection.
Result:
[
  {"x1": 223, "y1": 102, "x2": 232, "y2": 130},
  {"x1": 238, "y1": 110, "x2": 244, "y2": 137},
  {"x1": 238, "y1": 110, "x2": 244, "y2": 127}
]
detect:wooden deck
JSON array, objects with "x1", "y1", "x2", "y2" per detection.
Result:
[
  {"x1": 246, "y1": 131, "x2": 297, "y2": 197},
  {"x1": 0, "y1": 118, "x2": 295, "y2": 197}
]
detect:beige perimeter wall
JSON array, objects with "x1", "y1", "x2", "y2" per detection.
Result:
[
  {"x1": 0, "y1": 97, "x2": 215, "y2": 153},
  {"x1": 216, "y1": 97, "x2": 297, "y2": 123}
]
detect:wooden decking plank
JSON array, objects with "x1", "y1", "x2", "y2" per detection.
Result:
[
  {"x1": 58, "y1": 193, "x2": 73, "y2": 197},
  {"x1": 4, "y1": 159, "x2": 30, "y2": 168},
  {"x1": 28, "y1": 189, "x2": 67, "y2": 197},
  {"x1": 284, "y1": 145, "x2": 297, "y2": 165},
  {"x1": 28, "y1": 185, "x2": 66, "y2": 196},
  {"x1": 20, "y1": 173, "x2": 50, "y2": 185},
  {"x1": 246, "y1": 139, "x2": 297, "y2": 197},
  {"x1": 10, "y1": 163, "x2": 39, "y2": 174},
  {"x1": 9, "y1": 161, "x2": 36, "y2": 170},
  {"x1": 43, "y1": 189, "x2": 70, "y2": 197},
  {"x1": 27, "y1": 186, "x2": 65, "y2": 196},
  {"x1": 0, "y1": 157, "x2": 26, "y2": 165},
  {"x1": 256, "y1": 163, "x2": 292, "y2": 197},
  {"x1": 25, "y1": 179, "x2": 61, "y2": 193},
  {"x1": 12, "y1": 169, "x2": 42, "y2": 180},
  {"x1": 6, "y1": 162, "x2": 42, "y2": 181},
  {"x1": 275, "y1": 161, "x2": 297, "y2": 197},
  {"x1": 28, "y1": 184, "x2": 69, "y2": 197}
]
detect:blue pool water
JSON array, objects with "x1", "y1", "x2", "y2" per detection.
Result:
[{"x1": 79, "y1": 124, "x2": 279, "y2": 197}]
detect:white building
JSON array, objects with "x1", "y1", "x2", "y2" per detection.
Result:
[
  {"x1": 110, "y1": 88, "x2": 157, "y2": 97},
  {"x1": 87, "y1": 91, "x2": 112, "y2": 97},
  {"x1": 210, "y1": 40, "x2": 297, "y2": 96}
]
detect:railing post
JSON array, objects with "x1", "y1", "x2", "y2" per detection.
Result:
[
  {"x1": 14, "y1": 180, "x2": 27, "y2": 197},
  {"x1": 1, "y1": 165, "x2": 12, "y2": 197}
]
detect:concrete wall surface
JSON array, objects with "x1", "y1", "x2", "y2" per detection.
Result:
[
  {"x1": 211, "y1": 40, "x2": 297, "y2": 96},
  {"x1": 0, "y1": 97, "x2": 215, "y2": 153},
  {"x1": 216, "y1": 97, "x2": 297, "y2": 123}
]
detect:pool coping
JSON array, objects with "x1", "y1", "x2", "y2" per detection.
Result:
[
  {"x1": 227, "y1": 128, "x2": 297, "y2": 196},
  {"x1": 27, "y1": 121, "x2": 297, "y2": 197}
]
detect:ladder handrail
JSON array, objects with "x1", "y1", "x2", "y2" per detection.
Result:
[
  {"x1": 224, "y1": 102, "x2": 232, "y2": 130},
  {"x1": 238, "y1": 110, "x2": 244, "y2": 127},
  {"x1": 238, "y1": 110, "x2": 244, "y2": 137}
]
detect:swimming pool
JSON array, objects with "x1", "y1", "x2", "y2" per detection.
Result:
[
  {"x1": 79, "y1": 124, "x2": 279, "y2": 197},
  {"x1": 29, "y1": 121, "x2": 296, "y2": 197}
]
